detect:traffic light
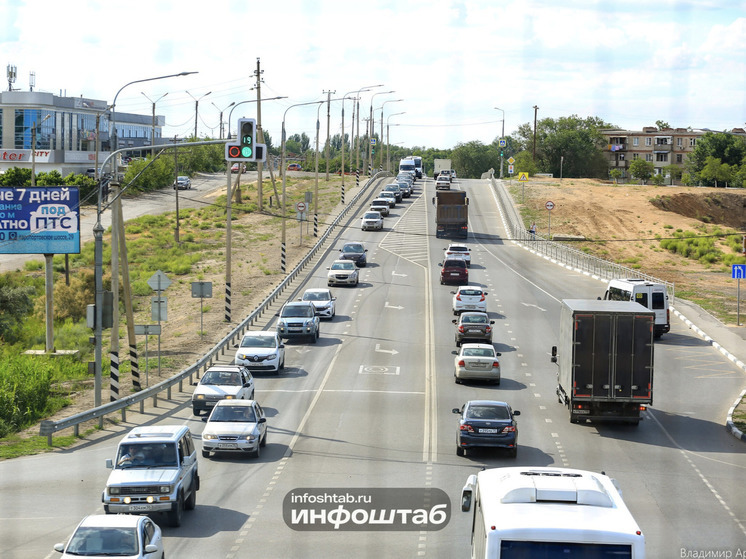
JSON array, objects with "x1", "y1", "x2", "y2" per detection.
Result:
[{"x1": 225, "y1": 117, "x2": 266, "y2": 162}]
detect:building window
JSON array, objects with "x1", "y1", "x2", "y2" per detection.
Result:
[
  {"x1": 656, "y1": 153, "x2": 668, "y2": 162},
  {"x1": 632, "y1": 153, "x2": 639, "y2": 160},
  {"x1": 618, "y1": 153, "x2": 625, "y2": 161},
  {"x1": 676, "y1": 154, "x2": 683, "y2": 163},
  {"x1": 646, "y1": 154, "x2": 653, "y2": 162},
  {"x1": 14, "y1": 109, "x2": 54, "y2": 150},
  {"x1": 632, "y1": 137, "x2": 639, "y2": 146},
  {"x1": 645, "y1": 137, "x2": 652, "y2": 146},
  {"x1": 677, "y1": 137, "x2": 683, "y2": 147},
  {"x1": 690, "y1": 138, "x2": 697, "y2": 147}
]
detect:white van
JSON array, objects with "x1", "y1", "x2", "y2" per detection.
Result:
[
  {"x1": 603, "y1": 278, "x2": 670, "y2": 338},
  {"x1": 398, "y1": 158, "x2": 417, "y2": 180}
]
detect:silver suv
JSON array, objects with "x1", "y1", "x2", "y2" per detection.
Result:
[
  {"x1": 103, "y1": 425, "x2": 200, "y2": 527},
  {"x1": 276, "y1": 301, "x2": 320, "y2": 343}
]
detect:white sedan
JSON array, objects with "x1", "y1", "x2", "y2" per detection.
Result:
[
  {"x1": 361, "y1": 211, "x2": 384, "y2": 231},
  {"x1": 452, "y1": 285, "x2": 488, "y2": 314},
  {"x1": 202, "y1": 399, "x2": 268, "y2": 459},
  {"x1": 300, "y1": 287, "x2": 337, "y2": 319},
  {"x1": 444, "y1": 243, "x2": 471, "y2": 266},
  {"x1": 54, "y1": 514, "x2": 164, "y2": 558},
  {"x1": 327, "y1": 260, "x2": 359, "y2": 286},
  {"x1": 454, "y1": 343, "x2": 502, "y2": 385},
  {"x1": 234, "y1": 331, "x2": 285, "y2": 373}
]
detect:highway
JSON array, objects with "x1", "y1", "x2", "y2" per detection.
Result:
[{"x1": 2, "y1": 174, "x2": 746, "y2": 558}]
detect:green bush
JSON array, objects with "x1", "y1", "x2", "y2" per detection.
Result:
[{"x1": 0, "y1": 355, "x2": 53, "y2": 437}]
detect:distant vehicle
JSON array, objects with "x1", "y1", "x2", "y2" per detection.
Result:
[
  {"x1": 369, "y1": 199, "x2": 390, "y2": 216},
  {"x1": 300, "y1": 287, "x2": 337, "y2": 319},
  {"x1": 395, "y1": 180, "x2": 412, "y2": 197},
  {"x1": 444, "y1": 243, "x2": 471, "y2": 266},
  {"x1": 438, "y1": 169, "x2": 452, "y2": 182},
  {"x1": 234, "y1": 331, "x2": 285, "y2": 374},
  {"x1": 339, "y1": 241, "x2": 368, "y2": 267},
  {"x1": 460, "y1": 467, "x2": 645, "y2": 557},
  {"x1": 202, "y1": 399, "x2": 267, "y2": 459},
  {"x1": 384, "y1": 183, "x2": 403, "y2": 202},
  {"x1": 378, "y1": 191, "x2": 397, "y2": 207},
  {"x1": 361, "y1": 211, "x2": 384, "y2": 231},
  {"x1": 440, "y1": 257, "x2": 468, "y2": 285},
  {"x1": 173, "y1": 176, "x2": 191, "y2": 189},
  {"x1": 603, "y1": 278, "x2": 670, "y2": 338},
  {"x1": 407, "y1": 155, "x2": 424, "y2": 178},
  {"x1": 435, "y1": 191, "x2": 469, "y2": 238},
  {"x1": 453, "y1": 311, "x2": 494, "y2": 346},
  {"x1": 454, "y1": 343, "x2": 501, "y2": 385},
  {"x1": 433, "y1": 158, "x2": 451, "y2": 179},
  {"x1": 192, "y1": 365, "x2": 255, "y2": 416},
  {"x1": 435, "y1": 175, "x2": 451, "y2": 190},
  {"x1": 552, "y1": 299, "x2": 655, "y2": 425},
  {"x1": 276, "y1": 301, "x2": 320, "y2": 342},
  {"x1": 54, "y1": 514, "x2": 164, "y2": 559},
  {"x1": 452, "y1": 400, "x2": 520, "y2": 457},
  {"x1": 398, "y1": 158, "x2": 417, "y2": 179},
  {"x1": 287, "y1": 163, "x2": 302, "y2": 171},
  {"x1": 452, "y1": 285, "x2": 487, "y2": 314},
  {"x1": 327, "y1": 259, "x2": 359, "y2": 287},
  {"x1": 231, "y1": 163, "x2": 246, "y2": 173}
]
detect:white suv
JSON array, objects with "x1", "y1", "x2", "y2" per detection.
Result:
[{"x1": 103, "y1": 425, "x2": 200, "y2": 527}]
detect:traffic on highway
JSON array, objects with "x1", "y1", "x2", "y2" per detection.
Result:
[{"x1": 3, "y1": 166, "x2": 746, "y2": 558}]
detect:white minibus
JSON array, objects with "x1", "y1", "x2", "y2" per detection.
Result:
[{"x1": 603, "y1": 278, "x2": 670, "y2": 338}]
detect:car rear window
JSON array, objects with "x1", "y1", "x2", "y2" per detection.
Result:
[{"x1": 444, "y1": 260, "x2": 466, "y2": 268}]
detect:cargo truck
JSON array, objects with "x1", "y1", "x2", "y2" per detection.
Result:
[
  {"x1": 551, "y1": 299, "x2": 654, "y2": 425},
  {"x1": 435, "y1": 190, "x2": 468, "y2": 238},
  {"x1": 433, "y1": 158, "x2": 452, "y2": 179}
]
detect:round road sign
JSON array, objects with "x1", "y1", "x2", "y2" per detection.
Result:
[
  {"x1": 545, "y1": 201, "x2": 555, "y2": 211},
  {"x1": 296, "y1": 202, "x2": 307, "y2": 212}
]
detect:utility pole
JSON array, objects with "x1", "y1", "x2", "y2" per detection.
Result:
[
  {"x1": 533, "y1": 105, "x2": 539, "y2": 163},
  {"x1": 254, "y1": 58, "x2": 265, "y2": 212},
  {"x1": 109, "y1": 183, "x2": 120, "y2": 401},
  {"x1": 323, "y1": 89, "x2": 335, "y2": 181}
]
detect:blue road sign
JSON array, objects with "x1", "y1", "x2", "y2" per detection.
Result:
[{"x1": 733, "y1": 264, "x2": 746, "y2": 279}]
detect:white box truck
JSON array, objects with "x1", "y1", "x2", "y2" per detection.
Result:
[{"x1": 433, "y1": 158, "x2": 451, "y2": 179}]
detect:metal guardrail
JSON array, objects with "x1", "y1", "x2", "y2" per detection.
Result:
[
  {"x1": 487, "y1": 174, "x2": 676, "y2": 302},
  {"x1": 40, "y1": 171, "x2": 389, "y2": 444}
]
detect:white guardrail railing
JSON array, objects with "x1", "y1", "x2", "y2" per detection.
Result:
[
  {"x1": 487, "y1": 172, "x2": 675, "y2": 300},
  {"x1": 40, "y1": 171, "x2": 389, "y2": 444}
]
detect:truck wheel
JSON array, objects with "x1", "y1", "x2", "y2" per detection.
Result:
[
  {"x1": 570, "y1": 414, "x2": 579, "y2": 424},
  {"x1": 167, "y1": 496, "x2": 184, "y2": 527}
]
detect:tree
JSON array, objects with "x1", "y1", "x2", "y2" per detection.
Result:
[
  {"x1": 609, "y1": 168, "x2": 622, "y2": 184},
  {"x1": 656, "y1": 120, "x2": 670, "y2": 130},
  {"x1": 0, "y1": 284, "x2": 35, "y2": 343},
  {"x1": 699, "y1": 156, "x2": 733, "y2": 187},
  {"x1": 686, "y1": 132, "x2": 746, "y2": 184},
  {"x1": 629, "y1": 159, "x2": 654, "y2": 184},
  {"x1": 451, "y1": 141, "x2": 499, "y2": 179}
]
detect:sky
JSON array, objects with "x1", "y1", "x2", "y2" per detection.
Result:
[{"x1": 2, "y1": 0, "x2": 745, "y2": 150}]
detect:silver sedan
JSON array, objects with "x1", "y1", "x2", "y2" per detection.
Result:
[{"x1": 454, "y1": 343, "x2": 501, "y2": 384}]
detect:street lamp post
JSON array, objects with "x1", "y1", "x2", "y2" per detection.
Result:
[
  {"x1": 386, "y1": 112, "x2": 406, "y2": 172},
  {"x1": 142, "y1": 92, "x2": 168, "y2": 148},
  {"x1": 281, "y1": 101, "x2": 324, "y2": 272},
  {"x1": 212, "y1": 101, "x2": 235, "y2": 140},
  {"x1": 95, "y1": 71, "x2": 196, "y2": 411},
  {"x1": 355, "y1": 85, "x2": 383, "y2": 179},
  {"x1": 379, "y1": 99, "x2": 403, "y2": 171},
  {"x1": 494, "y1": 107, "x2": 505, "y2": 179},
  {"x1": 186, "y1": 90, "x2": 212, "y2": 139},
  {"x1": 368, "y1": 90, "x2": 394, "y2": 175}
]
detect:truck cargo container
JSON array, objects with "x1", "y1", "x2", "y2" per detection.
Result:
[
  {"x1": 551, "y1": 299, "x2": 654, "y2": 425},
  {"x1": 435, "y1": 190, "x2": 468, "y2": 238}
]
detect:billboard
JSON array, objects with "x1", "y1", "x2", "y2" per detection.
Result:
[{"x1": 0, "y1": 187, "x2": 81, "y2": 255}]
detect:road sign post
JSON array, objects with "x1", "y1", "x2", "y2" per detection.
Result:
[
  {"x1": 545, "y1": 200, "x2": 555, "y2": 239},
  {"x1": 134, "y1": 324, "x2": 161, "y2": 387},
  {"x1": 733, "y1": 264, "x2": 746, "y2": 325},
  {"x1": 147, "y1": 270, "x2": 170, "y2": 376},
  {"x1": 191, "y1": 281, "x2": 213, "y2": 337}
]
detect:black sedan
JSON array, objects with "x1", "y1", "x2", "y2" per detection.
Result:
[
  {"x1": 339, "y1": 242, "x2": 367, "y2": 267},
  {"x1": 453, "y1": 400, "x2": 520, "y2": 457}
]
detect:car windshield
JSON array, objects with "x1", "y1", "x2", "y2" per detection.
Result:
[
  {"x1": 201, "y1": 371, "x2": 242, "y2": 385},
  {"x1": 303, "y1": 291, "x2": 330, "y2": 302},
  {"x1": 240, "y1": 335, "x2": 276, "y2": 348},
  {"x1": 116, "y1": 443, "x2": 178, "y2": 469},
  {"x1": 210, "y1": 406, "x2": 256, "y2": 423},
  {"x1": 66, "y1": 526, "x2": 139, "y2": 555},
  {"x1": 466, "y1": 405, "x2": 510, "y2": 420},
  {"x1": 282, "y1": 305, "x2": 314, "y2": 317},
  {"x1": 462, "y1": 347, "x2": 495, "y2": 358},
  {"x1": 331, "y1": 261, "x2": 355, "y2": 270},
  {"x1": 363, "y1": 213, "x2": 380, "y2": 219},
  {"x1": 343, "y1": 244, "x2": 364, "y2": 253}
]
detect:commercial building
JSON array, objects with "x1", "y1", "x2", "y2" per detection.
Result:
[
  {"x1": 0, "y1": 90, "x2": 163, "y2": 176},
  {"x1": 600, "y1": 126, "x2": 746, "y2": 183}
]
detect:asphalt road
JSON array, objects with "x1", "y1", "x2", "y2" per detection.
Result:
[{"x1": 2, "y1": 175, "x2": 745, "y2": 558}]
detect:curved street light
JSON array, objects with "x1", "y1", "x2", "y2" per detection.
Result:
[
  {"x1": 211, "y1": 101, "x2": 235, "y2": 140},
  {"x1": 186, "y1": 90, "x2": 212, "y2": 139},
  {"x1": 354, "y1": 85, "x2": 383, "y2": 174},
  {"x1": 368, "y1": 90, "x2": 394, "y2": 175},
  {"x1": 494, "y1": 107, "x2": 505, "y2": 178},
  {"x1": 141, "y1": 92, "x2": 168, "y2": 147},
  {"x1": 378, "y1": 99, "x2": 403, "y2": 171}
]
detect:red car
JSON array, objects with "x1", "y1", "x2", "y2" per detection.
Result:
[
  {"x1": 287, "y1": 163, "x2": 302, "y2": 171},
  {"x1": 440, "y1": 258, "x2": 469, "y2": 285}
]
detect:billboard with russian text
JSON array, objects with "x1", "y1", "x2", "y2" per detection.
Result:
[{"x1": 0, "y1": 187, "x2": 81, "y2": 255}]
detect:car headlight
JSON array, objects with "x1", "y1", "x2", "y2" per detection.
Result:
[
  {"x1": 203, "y1": 433, "x2": 218, "y2": 440},
  {"x1": 109, "y1": 486, "x2": 120, "y2": 495},
  {"x1": 159, "y1": 485, "x2": 172, "y2": 494},
  {"x1": 267, "y1": 353, "x2": 277, "y2": 359},
  {"x1": 194, "y1": 394, "x2": 205, "y2": 400}
]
